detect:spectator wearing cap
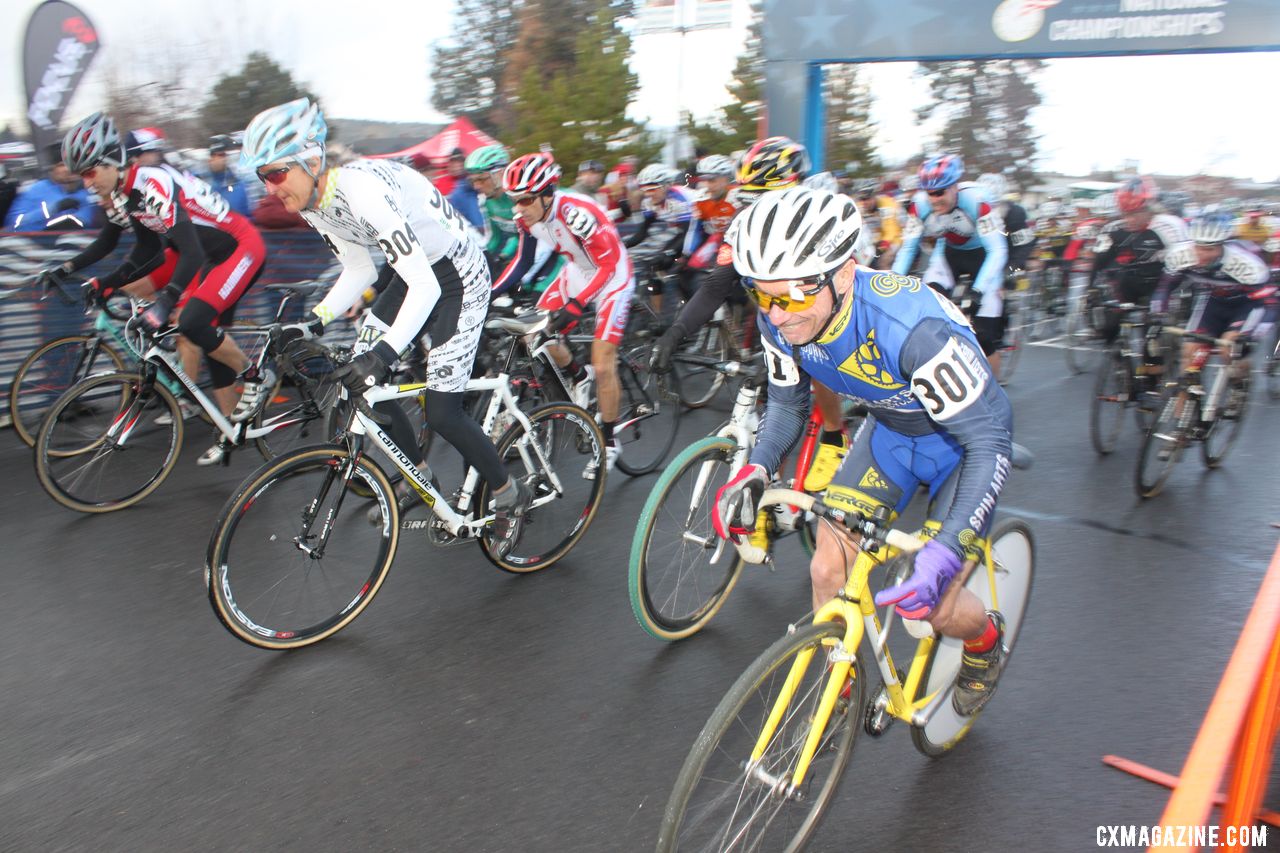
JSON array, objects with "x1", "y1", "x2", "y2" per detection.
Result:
[
  {"x1": 432, "y1": 147, "x2": 468, "y2": 197},
  {"x1": 570, "y1": 159, "x2": 613, "y2": 216},
  {"x1": 200, "y1": 135, "x2": 251, "y2": 217},
  {"x1": 5, "y1": 142, "x2": 98, "y2": 230}
]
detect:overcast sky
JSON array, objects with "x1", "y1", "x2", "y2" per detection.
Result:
[{"x1": 4, "y1": 0, "x2": 1277, "y2": 181}]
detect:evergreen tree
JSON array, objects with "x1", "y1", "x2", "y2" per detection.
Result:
[
  {"x1": 915, "y1": 59, "x2": 1044, "y2": 190},
  {"x1": 430, "y1": 0, "x2": 520, "y2": 136},
  {"x1": 506, "y1": 6, "x2": 659, "y2": 168},
  {"x1": 200, "y1": 52, "x2": 318, "y2": 138},
  {"x1": 822, "y1": 65, "x2": 880, "y2": 176}
]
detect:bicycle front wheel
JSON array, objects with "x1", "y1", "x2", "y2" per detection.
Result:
[
  {"x1": 1135, "y1": 390, "x2": 1186, "y2": 499},
  {"x1": 658, "y1": 620, "x2": 865, "y2": 853},
  {"x1": 1202, "y1": 375, "x2": 1247, "y2": 469},
  {"x1": 34, "y1": 371, "x2": 182, "y2": 513},
  {"x1": 1089, "y1": 351, "x2": 1129, "y2": 455},
  {"x1": 911, "y1": 518, "x2": 1035, "y2": 757},
  {"x1": 477, "y1": 402, "x2": 607, "y2": 573},
  {"x1": 10, "y1": 335, "x2": 128, "y2": 447},
  {"x1": 629, "y1": 436, "x2": 745, "y2": 641},
  {"x1": 206, "y1": 446, "x2": 398, "y2": 650},
  {"x1": 614, "y1": 353, "x2": 682, "y2": 476},
  {"x1": 675, "y1": 324, "x2": 730, "y2": 409}
]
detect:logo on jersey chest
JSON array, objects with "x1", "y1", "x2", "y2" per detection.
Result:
[
  {"x1": 837, "y1": 329, "x2": 905, "y2": 390},
  {"x1": 927, "y1": 209, "x2": 975, "y2": 243}
]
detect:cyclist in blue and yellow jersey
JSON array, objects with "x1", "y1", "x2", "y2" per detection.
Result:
[
  {"x1": 713, "y1": 187, "x2": 1014, "y2": 716},
  {"x1": 894, "y1": 154, "x2": 1008, "y2": 373}
]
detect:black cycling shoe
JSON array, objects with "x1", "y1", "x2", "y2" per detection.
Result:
[
  {"x1": 489, "y1": 479, "x2": 532, "y2": 560},
  {"x1": 952, "y1": 611, "x2": 1006, "y2": 717},
  {"x1": 367, "y1": 482, "x2": 418, "y2": 527}
]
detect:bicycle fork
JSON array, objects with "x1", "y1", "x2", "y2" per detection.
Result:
[{"x1": 294, "y1": 446, "x2": 365, "y2": 560}]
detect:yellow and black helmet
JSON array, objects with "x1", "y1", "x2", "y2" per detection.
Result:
[{"x1": 736, "y1": 136, "x2": 809, "y2": 197}]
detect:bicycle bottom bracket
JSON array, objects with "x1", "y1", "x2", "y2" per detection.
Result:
[{"x1": 864, "y1": 667, "x2": 905, "y2": 737}]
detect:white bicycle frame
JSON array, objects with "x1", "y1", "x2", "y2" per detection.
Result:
[
  {"x1": 343, "y1": 373, "x2": 564, "y2": 537},
  {"x1": 687, "y1": 368, "x2": 762, "y2": 567}
]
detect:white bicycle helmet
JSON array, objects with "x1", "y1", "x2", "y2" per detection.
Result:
[
  {"x1": 695, "y1": 154, "x2": 734, "y2": 178},
  {"x1": 1189, "y1": 211, "x2": 1234, "y2": 245},
  {"x1": 727, "y1": 186, "x2": 862, "y2": 281},
  {"x1": 62, "y1": 112, "x2": 125, "y2": 173},
  {"x1": 241, "y1": 97, "x2": 328, "y2": 171},
  {"x1": 802, "y1": 171, "x2": 839, "y2": 193},
  {"x1": 637, "y1": 163, "x2": 676, "y2": 187}
]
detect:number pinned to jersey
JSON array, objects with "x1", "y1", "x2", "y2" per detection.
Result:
[
  {"x1": 910, "y1": 336, "x2": 988, "y2": 421},
  {"x1": 761, "y1": 333, "x2": 802, "y2": 387},
  {"x1": 976, "y1": 213, "x2": 1000, "y2": 235},
  {"x1": 563, "y1": 205, "x2": 597, "y2": 240}
]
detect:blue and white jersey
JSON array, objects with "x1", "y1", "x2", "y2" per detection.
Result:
[
  {"x1": 750, "y1": 267, "x2": 1013, "y2": 557},
  {"x1": 893, "y1": 182, "x2": 1007, "y2": 298}
]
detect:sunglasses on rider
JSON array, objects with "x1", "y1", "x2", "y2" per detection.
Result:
[
  {"x1": 926, "y1": 188, "x2": 948, "y2": 198},
  {"x1": 79, "y1": 167, "x2": 98, "y2": 180},
  {"x1": 748, "y1": 273, "x2": 831, "y2": 313},
  {"x1": 256, "y1": 165, "x2": 292, "y2": 186}
]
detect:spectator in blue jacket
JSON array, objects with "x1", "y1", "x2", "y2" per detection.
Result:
[
  {"x1": 5, "y1": 143, "x2": 98, "y2": 230},
  {"x1": 446, "y1": 148, "x2": 485, "y2": 232},
  {"x1": 200, "y1": 135, "x2": 251, "y2": 217}
]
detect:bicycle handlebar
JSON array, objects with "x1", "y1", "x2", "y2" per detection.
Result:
[
  {"x1": 1161, "y1": 325, "x2": 1235, "y2": 350},
  {"x1": 732, "y1": 489, "x2": 925, "y2": 564}
]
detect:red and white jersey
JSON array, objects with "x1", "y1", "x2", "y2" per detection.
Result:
[
  {"x1": 110, "y1": 163, "x2": 240, "y2": 235},
  {"x1": 494, "y1": 190, "x2": 633, "y2": 306}
]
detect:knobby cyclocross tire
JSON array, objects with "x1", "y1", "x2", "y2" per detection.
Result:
[
  {"x1": 206, "y1": 445, "x2": 398, "y2": 650},
  {"x1": 10, "y1": 335, "x2": 127, "y2": 447},
  {"x1": 34, "y1": 371, "x2": 183, "y2": 513},
  {"x1": 1090, "y1": 351, "x2": 1129, "y2": 455},
  {"x1": 476, "y1": 401, "x2": 607, "y2": 573},
  {"x1": 675, "y1": 323, "x2": 731, "y2": 409},
  {"x1": 1202, "y1": 376, "x2": 1247, "y2": 469},
  {"x1": 658, "y1": 619, "x2": 865, "y2": 852},
  {"x1": 614, "y1": 355, "x2": 681, "y2": 476},
  {"x1": 910, "y1": 518, "x2": 1035, "y2": 757},
  {"x1": 629, "y1": 435, "x2": 746, "y2": 640}
]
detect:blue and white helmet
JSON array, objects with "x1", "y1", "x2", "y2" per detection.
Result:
[
  {"x1": 241, "y1": 97, "x2": 327, "y2": 171},
  {"x1": 1189, "y1": 210, "x2": 1234, "y2": 245}
]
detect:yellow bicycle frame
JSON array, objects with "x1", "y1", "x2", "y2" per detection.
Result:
[{"x1": 748, "y1": 523, "x2": 997, "y2": 789}]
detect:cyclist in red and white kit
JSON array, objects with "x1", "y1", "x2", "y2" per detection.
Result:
[
  {"x1": 50, "y1": 112, "x2": 269, "y2": 465},
  {"x1": 492, "y1": 152, "x2": 635, "y2": 475}
]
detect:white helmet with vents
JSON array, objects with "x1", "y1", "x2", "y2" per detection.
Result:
[{"x1": 727, "y1": 186, "x2": 862, "y2": 281}]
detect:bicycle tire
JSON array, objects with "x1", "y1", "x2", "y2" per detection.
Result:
[
  {"x1": 1202, "y1": 375, "x2": 1247, "y2": 469},
  {"x1": 629, "y1": 436, "x2": 746, "y2": 640},
  {"x1": 206, "y1": 445, "x2": 398, "y2": 650},
  {"x1": 476, "y1": 402, "x2": 607, "y2": 573},
  {"x1": 9, "y1": 335, "x2": 128, "y2": 447},
  {"x1": 998, "y1": 307, "x2": 1022, "y2": 385},
  {"x1": 34, "y1": 371, "x2": 183, "y2": 513},
  {"x1": 614, "y1": 354, "x2": 681, "y2": 476},
  {"x1": 1089, "y1": 351, "x2": 1129, "y2": 455},
  {"x1": 911, "y1": 518, "x2": 1035, "y2": 757},
  {"x1": 1135, "y1": 389, "x2": 1186, "y2": 499},
  {"x1": 657, "y1": 620, "x2": 865, "y2": 852},
  {"x1": 674, "y1": 323, "x2": 730, "y2": 409}
]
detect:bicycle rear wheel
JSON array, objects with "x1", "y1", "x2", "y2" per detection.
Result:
[
  {"x1": 911, "y1": 518, "x2": 1035, "y2": 757},
  {"x1": 206, "y1": 446, "x2": 398, "y2": 650},
  {"x1": 658, "y1": 620, "x2": 865, "y2": 852},
  {"x1": 613, "y1": 352, "x2": 681, "y2": 476},
  {"x1": 477, "y1": 402, "x2": 607, "y2": 573},
  {"x1": 1063, "y1": 293, "x2": 1100, "y2": 375},
  {"x1": 1135, "y1": 389, "x2": 1186, "y2": 499},
  {"x1": 1089, "y1": 351, "x2": 1129, "y2": 455},
  {"x1": 629, "y1": 436, "x2": 745, "y2": 641},
  {"x1": 997, "y1": 307, "x2": 1022, "y2": 385},
  {"x1": 9, "y1": 335, "x2": 128, "y2": 447},
  {"x1": 34, "y1": 371, "x2": 182, "y2": 513}
]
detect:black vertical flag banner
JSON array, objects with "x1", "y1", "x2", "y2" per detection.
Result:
[{"x1": 23, "y1": 1, "x2": 100, "y2": 166}]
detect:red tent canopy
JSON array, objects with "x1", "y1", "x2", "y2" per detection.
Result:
[{"x1": 377, "y1": 117, "x2": 499, "y2": 163}]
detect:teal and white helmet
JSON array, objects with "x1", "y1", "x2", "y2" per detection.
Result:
[
  {"x1": 241, "y1": 97, "x2": 327, "y2": 171},
  {"x1": 465, "y1": 144, "x2": 509, "y2": 174}
]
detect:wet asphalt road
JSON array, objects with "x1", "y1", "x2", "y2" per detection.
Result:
[{"x1": 2, "y1": 342, "x2": 1279, "y2": 853}]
